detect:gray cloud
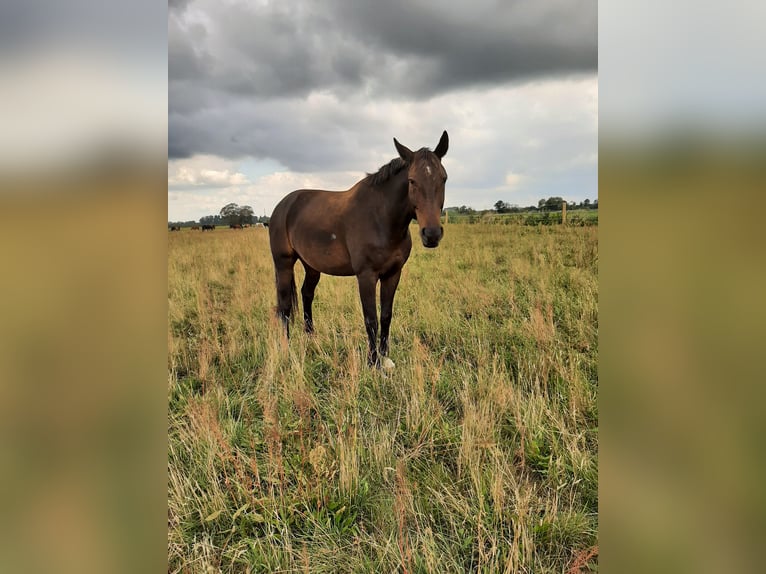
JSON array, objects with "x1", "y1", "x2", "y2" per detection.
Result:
[
  {"x1": 169, "y1": 0, "x2": 596, "y2": 163},
  {"x1": 325, "y1": 1, "x2": 596, "y2": 94},
  {"x1": 1, "y1": 0, "x2": 165, "y2": 58},
  {"x1": 169, "y1": 93, "x2": 393, "y2": 171}
]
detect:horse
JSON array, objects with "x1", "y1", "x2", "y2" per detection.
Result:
[
  {"x1": 191, "y1": 226, "x2": 200, "y2": 230},
  {"x1": 170, "y1": 226, "x2": 181, "y2": 231},
  {"x1": 269, "y1": 131, "x2": 448, "y2": 368},
  {"x1": 201, "y1": 224, "x2": 215, "y2": 231},
  {"x1": 229, "y1": 223, "x2": 243, "y2": 229}
]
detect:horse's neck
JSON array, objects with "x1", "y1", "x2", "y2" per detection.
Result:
[{"x1": 369, "y1": 175, "x2": 413, "y2": 236}]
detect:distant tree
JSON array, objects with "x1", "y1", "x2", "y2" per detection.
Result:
[
  {"x1": 238, "y1": 205, "x2": 255, "y2": 225},
  {"x1": 545, "y1": 197, "x2": 565, "y2": 211},
  {"x1": 200, "y1": 214, "x2": 222, "y2": 225},
  {"x1": 583, "y1": 198, "x2": 591, "y2": 208},
  {"x1": 219, "y1": 203, "x2": 256, "y2": 226},
  {"x1": 537, "y1": 197, "x2": 566, "y2": 211},
  {"x1": 220, "y1": 203, "x2": 240, "y2": 225},
  {"x1": 494, "y1": 200, "x2": 512, "y2": 213}
]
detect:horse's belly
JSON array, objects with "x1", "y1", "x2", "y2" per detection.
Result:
[{"x1": 293, "y1": 234, "x2": 354, "y2": 276}]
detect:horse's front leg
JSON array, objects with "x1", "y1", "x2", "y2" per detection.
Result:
[
  {"x1": 379, "y1": 268, "x2": 402, "y2": 361},
  {"x1": 356, "y1": 271, "x2": 379, "y2": 367}
]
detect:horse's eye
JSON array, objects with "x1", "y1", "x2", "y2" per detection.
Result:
[{"x1": 408, "y1": 179, "x2": 416, "y2": 186}]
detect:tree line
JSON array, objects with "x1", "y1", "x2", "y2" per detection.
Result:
[
  {"x1": 170, "y1": 198, "x2": 597, "y2": 227},
  {"x1": 449, "y1": 197, "x2": 597, "y2": 216},
  {"x1": 168, "y1": 202, "x2": 271, "y2": 228}
]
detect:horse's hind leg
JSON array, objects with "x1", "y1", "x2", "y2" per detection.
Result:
[
  {"x1": 301, "y1": 263, "x2": 321, "y2": 334},
  {"x1": 274, "y1": 256, "x2": 297, "y2": 336}
]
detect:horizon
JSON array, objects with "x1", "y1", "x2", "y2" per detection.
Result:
[{"x1": 167, "y1": 196, "x2": 599, "y2": 224}]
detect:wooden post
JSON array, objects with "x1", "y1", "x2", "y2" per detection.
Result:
[{"x1": 561, "y1": 201, "x2": 567, "y2": 225}]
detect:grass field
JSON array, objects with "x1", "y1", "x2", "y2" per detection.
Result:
[{"x1": 168, "y1": 223, "x2": 598, "y2": 573}]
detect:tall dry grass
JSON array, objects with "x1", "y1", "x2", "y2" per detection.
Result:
[{"x1": 168, "y1": 223, "x2": 598, "y2": 573}]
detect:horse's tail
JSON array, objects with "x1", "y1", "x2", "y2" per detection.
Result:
[
  {"x1": 273, "y1": 267, "x2": 299, "y2": 325},
  {"x1": 289, "y1": 274, "x2": 298, "y2": 321}
]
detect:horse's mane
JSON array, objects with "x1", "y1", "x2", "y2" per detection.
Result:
[
  {"x1": 362, "y1": 148, "x2": 432, "y2": 187},
  {"x1": 362, "y1": 157, "x2": 407, "y2": 187}
]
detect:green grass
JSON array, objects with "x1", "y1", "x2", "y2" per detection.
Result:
[{"x1": 168, "y1": 223, "x2": 598, "y2": 573}]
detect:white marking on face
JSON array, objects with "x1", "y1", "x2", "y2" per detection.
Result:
[
  {"x1": 331, "y1": 233, "x2": 336, "y2": 240},
  {"x1": 426, "y1": 165, "x2": 432, "y2": 176}
]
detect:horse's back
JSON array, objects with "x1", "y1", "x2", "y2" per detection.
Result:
[
  {"x1": 270, "y1": 189, "x2": 355, "y2": 275},
  {"x1": 272, "y1": 189, "x2": 349, "y2": 234}
]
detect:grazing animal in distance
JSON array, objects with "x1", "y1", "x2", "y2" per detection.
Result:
[
  {"x1": 269, "y1": 131, "x2": 449, "y2": 368},
  {"x1": 201, "y1": 224, "x2": 215, "y2": 231},
  {"x1": 229, "y1": 223, "x2": 243, "y2": 229},
  {"x1": 170, "y1": 226, "x2": 180, "y2": 231},
  {"x1": 191, "y1": 226, "x2": 200, "y2": 230}
]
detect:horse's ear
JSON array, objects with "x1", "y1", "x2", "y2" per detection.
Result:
[
  {"x1": 394, "y1": 138, "x2": 414, "y2": 163},
  {"x1": 434, "y1": 130, "x2": 449, "y2": 158}
]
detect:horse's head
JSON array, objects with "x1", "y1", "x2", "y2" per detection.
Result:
[{"x1": 394, "y1": 131, "x2": 449, "y2": 248}]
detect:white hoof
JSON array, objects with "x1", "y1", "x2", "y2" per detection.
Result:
[{"x1": 381, "y1": 357, "x2": 396, "y2": 370}]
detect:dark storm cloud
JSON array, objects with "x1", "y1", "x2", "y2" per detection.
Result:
[
  {"x1": 168, "y1": 1, "x2": 375, "y2": 106},
  {"x1": 324, "y1": 0, "x2": 596, "y2": 95},
  {"x1": 169, "y1": 93, "x2": 393, "y2": 170},
  {"x1": 169, "y1": 0, "x2": 596, "y2": 163},
  {"x1": 168, "y1": 0, "x2": 192, "y2": 10},
  {"x1": 1, "y1": 0, "x2": 165, "y2": 57}
]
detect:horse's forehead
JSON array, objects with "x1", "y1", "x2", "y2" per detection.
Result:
[{"x1": 413, "y1": 154, "x2": 445, "y2": 180}]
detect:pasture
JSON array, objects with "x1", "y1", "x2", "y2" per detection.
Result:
[{"x1": 168, "y1": 223, "x2": 598, "y2": 573}]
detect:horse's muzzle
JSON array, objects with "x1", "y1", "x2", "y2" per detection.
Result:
[{"x1": 420, "y1": 226, "x2": 443, "y2": 248}]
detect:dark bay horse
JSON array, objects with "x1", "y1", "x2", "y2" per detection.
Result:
[{"x1": 269, "y1": 131, "x2": 449, "y2": 367}]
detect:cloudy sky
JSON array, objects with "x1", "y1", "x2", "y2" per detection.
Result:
[{"x1": 168, "y1": 0, "x2": 598, "y2": 221}]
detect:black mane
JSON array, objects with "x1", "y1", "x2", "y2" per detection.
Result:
[
  {"x1": 363, "y1": 157, "x2": 407, "y2": 187},
  {"x1": 363, "y1": 148, "x2": 432, "y2": 187}
]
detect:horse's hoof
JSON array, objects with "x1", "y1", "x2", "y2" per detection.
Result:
[{"x1": 381, "y1": 357, "x2": 395, "y2": 371}]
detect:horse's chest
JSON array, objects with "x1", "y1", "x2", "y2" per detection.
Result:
[{"x1": 371, "y1": 238, "x2": 411, "y2": 274}]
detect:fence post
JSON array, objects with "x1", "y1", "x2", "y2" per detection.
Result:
[{"x1": 561, "y1": 201, "x2": 567, "y2": 225}]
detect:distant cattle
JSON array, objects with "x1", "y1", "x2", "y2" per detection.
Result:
[
  {"x1": 191, "y1": 226, "x2": 200, "y2": 230},
  {"x1": 170, "y1": 226, "x2": 181, "y2": 231},
  {"x1": 201, "y1": 224, "x2": 215, "y2": 231},
  {"x1": 229, "y1": 224, "x2": 243, "y2": 229}
]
